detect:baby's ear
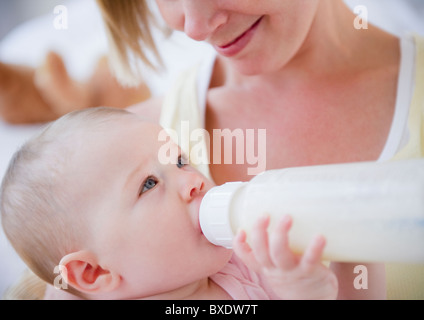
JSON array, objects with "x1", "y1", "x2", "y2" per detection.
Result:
[{"x1": 59, "y1": 251, "x2": 121, "y2": 295}]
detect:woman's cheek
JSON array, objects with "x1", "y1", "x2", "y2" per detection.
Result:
[{"x1": 155, "y1": 1, "x2": 185, "y2": 31}]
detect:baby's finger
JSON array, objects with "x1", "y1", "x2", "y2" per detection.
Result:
[
  {"x1": 269, "y1": 215, "x2": 297, "y2": 270},
  {"x1": 300, "y1": 235, "x2": 326, "y2": 269},
  {"x1": 233, "y1": 230, "x2": 261, "y2": 273},
  {"x1": 250, "y1": 215, "x2": 274, "y2": 269}
]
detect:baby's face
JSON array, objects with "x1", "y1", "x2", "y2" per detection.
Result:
[{"x1": 67, "y1": 115, "x2": 231, "y2": 299}]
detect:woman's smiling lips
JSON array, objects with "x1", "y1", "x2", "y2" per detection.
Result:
[{"x1": 213, "y1": 16, "x2": 263, "y2": 57}]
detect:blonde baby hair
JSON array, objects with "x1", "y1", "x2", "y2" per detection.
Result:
[{"x1": 0, "y1": 107, "x2": 134, "y2": 298}]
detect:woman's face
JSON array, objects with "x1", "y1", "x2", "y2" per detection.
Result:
[{"x1": 155, "y1": 0, "x2": 320, "y2": 75}]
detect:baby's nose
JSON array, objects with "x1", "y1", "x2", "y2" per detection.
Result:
[{"x1": 179, "y1": 172, "x2": 205, "y2": 202}]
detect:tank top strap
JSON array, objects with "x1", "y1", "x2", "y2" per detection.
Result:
[
  {"x1": 159, "y1": 64, "x2": 212, "y2": 180},
  {"x1": 392, "y1": 34, "x2": 424, "y2": 160}
]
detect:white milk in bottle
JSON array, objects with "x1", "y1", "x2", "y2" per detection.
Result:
[{"x1": 199, "y1": 159, "x2": 424, "y2": 263}]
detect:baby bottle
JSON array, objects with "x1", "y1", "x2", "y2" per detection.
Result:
[{"x1": 199, "y1": 159, "x2": 424, "y2": 263}]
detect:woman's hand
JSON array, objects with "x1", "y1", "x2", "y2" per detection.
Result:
[{"x1": 233, "y1": 215, "x2": 338, "y2": 300}]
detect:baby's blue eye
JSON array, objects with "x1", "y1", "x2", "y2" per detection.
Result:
[
  {"x1": 177, "y1": 155, "x2": 188, "y2": 169},
  {"x1": 139, "y1": 176, "x2": 158, "y2": 196}
]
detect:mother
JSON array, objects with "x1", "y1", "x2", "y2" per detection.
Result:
[
  {"x1": 94, "y1": 0, "x2": 423, "y2": 300},
  {"x1": 40, "y1": 0, "x2": 423, "y2": 299}
]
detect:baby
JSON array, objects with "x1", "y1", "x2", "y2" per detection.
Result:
[{"x1": 0, "y1": 107, "x2": 337, "y2": 300}]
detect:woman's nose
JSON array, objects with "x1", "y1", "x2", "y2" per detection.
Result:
[
  {"x1": 183, "y1": 0, "x2": 227, "y2": 41},
  {"x1": 178, "y1": 171, "x2": 205, "y2": 202}
]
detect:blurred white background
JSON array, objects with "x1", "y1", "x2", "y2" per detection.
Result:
[{"x1": 0, "y1": 0, "x2": 424, "y2": 299}]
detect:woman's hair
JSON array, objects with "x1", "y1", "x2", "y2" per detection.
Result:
[
  {"x1": 96, "y1": 0, "x2": 165, "y2": 87},
  {"x1": 0, "y1": 107, "x2": 133, "y2": 296}
]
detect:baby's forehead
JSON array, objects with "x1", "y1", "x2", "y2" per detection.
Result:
[
  {"x1": 50, "y1": 113, "x2": 167, "y2": 170},
  {"x1": 73, "y1": 113, "x2": 161, "y2": 137},
  {"x1": 59, "y1": 116, "x2": 162, "y2": 183},
  {"x1": 106, "y1": 113, "x2": 163, "y2": 131},
  {"x1": 66, "y1": 115, "x2": 163, "y2": 155},
  {"x1": 131, "y1": 115, "x2": 163, "y2": 131}
]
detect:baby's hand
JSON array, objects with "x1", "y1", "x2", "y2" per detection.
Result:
[{"x1": 233, "y1": 215, "x2": 338, "y2": 300}]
